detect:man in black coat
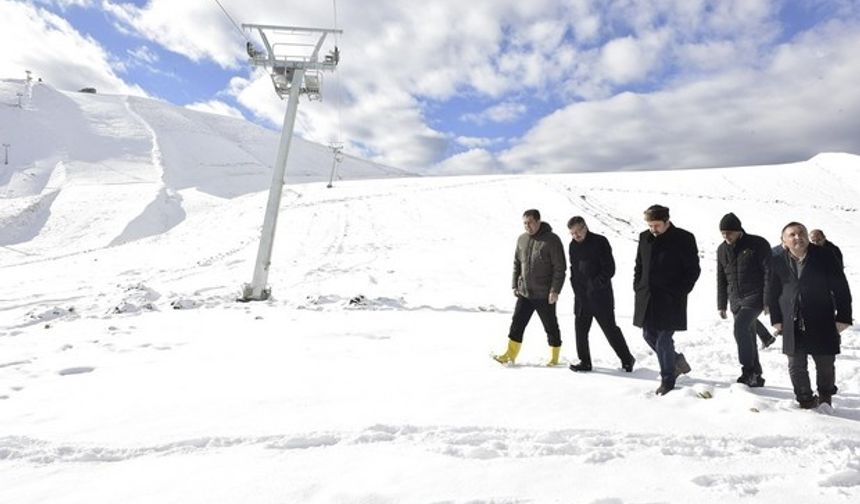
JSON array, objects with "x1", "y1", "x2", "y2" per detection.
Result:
[
  {"x1": 633, "y1": 205, "x2": 701, "y2": 395},
  {"x1": 566, "y1": 216, "x2": 635, "y2": 373},
  {"x1": 769, "y1": 222, "x2": 852, "y2": 409},
  {"x1": 809, "y1": 229, "x2": 844, "y2": 269},
  {"x1": 716, "y1": 213, "x2": 772, "y2": 387}
]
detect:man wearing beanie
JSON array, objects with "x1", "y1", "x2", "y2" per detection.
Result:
[
  {"x1": 716, "y1": 212, "x2": 773, "y2": 387},
  {"x1": 633, "y1": 204, "x2": 701, "y2": 395}
]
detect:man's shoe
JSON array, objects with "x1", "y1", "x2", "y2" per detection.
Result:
[
  {"x1": 569, "y1": 362, "x2": 593, "y2": 372},
  {"x1": 655, "y1": 382, "x2": 675, "y2": 396},
  {"x1": 819, "y1": 394, "x2": 833, "y2": 406},
  {"x1": 748, "y1": 375, "x2": 765, "y2": 388},
  {"x1": 761, "y1": 334, "x2": 777, "y2": 349},
  {"x1": 737, "y1": 372, "x2": 765, "y2": 388},
  {"x1": 674, "y1": 353, "x2": 691, "y2": 378},
  {"x1": 622, "y1": 357, "x2": 635, "y2": 373},
  {"x1": 798, "y1": 395, "x2": 819, "y2": 409}
]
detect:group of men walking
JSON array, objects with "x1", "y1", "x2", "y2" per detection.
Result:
[{"x1": 494, "y1": 205, "x2": 853, "y2": 409}]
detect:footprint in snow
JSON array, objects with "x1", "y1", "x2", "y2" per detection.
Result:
[{"x1": 58, "y1": 367, "x2": 95, "y2": 376}]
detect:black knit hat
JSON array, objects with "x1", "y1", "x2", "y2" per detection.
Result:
[{"x1": 719, "y1": 213, "x2": 742, "y2": 231}]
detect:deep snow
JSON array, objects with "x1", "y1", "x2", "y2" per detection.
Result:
[{"x1": 1, "y1": 79, "x2": 859, "y2": 503}]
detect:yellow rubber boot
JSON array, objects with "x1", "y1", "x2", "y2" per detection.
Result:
[
  {"x1": 547, "y1": 346, "x2": 561, "y2": 366},
  {"x1": 493, "y1": 339, "x2": 522, "y2": 364}
]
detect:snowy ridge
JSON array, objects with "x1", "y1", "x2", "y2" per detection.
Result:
[
  {"x1": 0, "y1": 79, "x2": 413, "y2": 256},
  {"x1": 1, "y1": 79, "x2": 860, "y2": 503}
]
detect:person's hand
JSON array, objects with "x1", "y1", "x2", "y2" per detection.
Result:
[
  {"x1": 513, "y1": 289, "x2": 518, "y2": 297},
  {"x1": 718, "y1": 310, "x2": 727, "y2": 320},
  {"x1": 548, "y1": 292, "x2": 558, "y2": 305},
  {"x1": 763, "y1": 306, "x2": 769, "y2": 316},
  {"x1": 836, "y1": 322, "x2": 851, "y2": 333},
  {"x1": 773, "y1": 323, "x2": 783, "y2": 336}
]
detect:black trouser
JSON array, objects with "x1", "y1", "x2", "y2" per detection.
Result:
[
  {"x1": 754, "y1": 319, "x2": 773, "y2": 344},
  {"x1": 733, "y1": 307, "x2": 763, "y2": 376},
  {"x1": 787, "y1": 352, "x2": 836, "y2": 401},
  {"x1": 574, "y1": 305, "x2": 633, "y2": 365},
  {"x1": 508, "y1": 296, "x2": 561, "y2": 347}
]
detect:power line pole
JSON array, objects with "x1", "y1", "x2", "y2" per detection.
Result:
[
  {"x1": 240, "y1": 24, "x2": 342, "y2": 302},
  {"x1": 327, "y1": 142, "x2": 343, "y2": 188},
  {"x1": 2, "y1": 144, "x2": 9, "y2": 165}
]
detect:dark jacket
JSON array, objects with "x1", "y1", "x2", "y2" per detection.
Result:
[
  {"x1": 569, "y1": 231, "x2": 616, "y2": 315},
  {"x1": 717, "y1": 231, "x2": 772, "y2": 312},
  {"x1": 823, "y1": 241, "x2": 844, "y2": 269},
  {"x1": 513, "y1": 222, "x2": 566, "y2": 299},
  {"x1": 633, "y1": 224, "x2": 701, "y2": 330},
  {"x1": 768, "y1": 245, "x2": 852, "y2": 355}
]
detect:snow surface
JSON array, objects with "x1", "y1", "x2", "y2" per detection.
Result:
[{"x1": 1, "y1": 79, "x2": 859, "y2": 503}]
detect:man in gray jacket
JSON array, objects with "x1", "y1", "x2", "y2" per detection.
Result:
[{"x1": 494, "y1": 209, "x2": 567, "y2": 366}]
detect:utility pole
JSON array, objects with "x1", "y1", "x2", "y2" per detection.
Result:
[
  {"x1": 2, "y1": 144, "x2": 9, "y2": 165},
  {"x1": 240, "y1": 24, "x2": 342, "y2": 302},
  {"x1": 327, "y1": 142, "x2": 343, "y2": 188}
]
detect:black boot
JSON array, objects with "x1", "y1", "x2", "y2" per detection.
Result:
[
  {"x1": 674, "y1": 353, "x2": 691, "y2": 378},
  {"x1": 818, "y1": 386, "x2": 837, "y2": 406},
  {"x1": 736, "y1": 372, "x2": 765, "y2": 388},
  {"x1": 622, "y1": 356, "x2": 635, "y2": 373},
  {"x1": 655, "y1": 381, "x2": 675, "y2": 395},
  {"x1": 797, "y1": 395, "x2": 819, "y2": 409},
  {"x1": 569, "y1": 362, "x2": 592, "y2": 372}
]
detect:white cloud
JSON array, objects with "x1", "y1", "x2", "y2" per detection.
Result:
[
  {"x1": 461, "y1": 102, "x2": 527, "y2": 125},
  {"x1": 499, "y1": 19, "x2": 860, "y2": 173},
  {"x1": 35, "y1": 0, "x2": 94, "y2": 8},
  {"x1": 127, "y1": 46, "x2": 159, "y2": 65},
  {"x1": 185, "y1": 100, "x2": 244, "y2": 120},
  {"x1": 93, "y1": 0, "x2": 587, "y2": 167},
  {"x1": 454, "y1": 136, "x2": 505, "y2": 149},
  {"x1": 16, "y1": 0, "x2": 860, "y2": 173},
  {"x1": 101, "y1": 0, "x2": 246, "y2": 69},
  {"x1": 428, "y1": 148, "x2": 501, "y2": 176},
  {"x1": 599, "y1": 33, "x2": 667, "y2": 85},
  {"x1": 0, "y1": 1, "x2": 144, "y2": 96}
]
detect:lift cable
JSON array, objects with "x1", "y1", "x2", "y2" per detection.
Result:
[{"x1": 213, "y1": 0, "x2": 251, "y2": 42}]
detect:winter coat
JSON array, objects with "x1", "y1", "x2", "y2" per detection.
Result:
[
  {"x1": 512, "y1": 222, "x2": 566, "y2": 299},
  {"x1": 823, "y1": 241, "x2": 844, "y2": 269},
  {"x1": 569, "y1": 232, "x2": 616, "y2": 315},
  {"x1": 768, "y1": 245, "x2": 852, "y2": 355},
  {"x1": 633, "y1": 224, "x2": 701, "y2": 330},
  {"x1": 716, "y1": 231, "x2": 772, "y2": 312}
]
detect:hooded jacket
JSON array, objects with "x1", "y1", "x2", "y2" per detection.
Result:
[{"x1": 512, "y1": 222, "x2": 566, "y2": 299}]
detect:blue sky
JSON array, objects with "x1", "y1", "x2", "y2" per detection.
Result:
[{"x1": 3, "y1": 0, "x2": 860, "y2": 173}]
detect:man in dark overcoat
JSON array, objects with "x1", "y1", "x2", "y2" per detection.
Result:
[
  {"x1": 769, "y1": 222, "x2": 852, "y2": 408},
  {"x1": 716, "y1": 212, "x2": 773, "y2": 387},
  {"x1": 633, "y1": 205, "x2": 701, "y2": 395},
  {"x1": 566, "y1": 216, "x2": 635, "y2": 372},
  {"x1": 809, "y1": 228, "x2": 844, "y2": 269}
]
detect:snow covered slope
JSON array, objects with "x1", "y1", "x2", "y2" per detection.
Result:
[
  {"x1": 0, "y1": 78, "x2": 412, "y2": 254},
  {"x1": 1, "y1": 78, "x2": 860, "y2": 503}
]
